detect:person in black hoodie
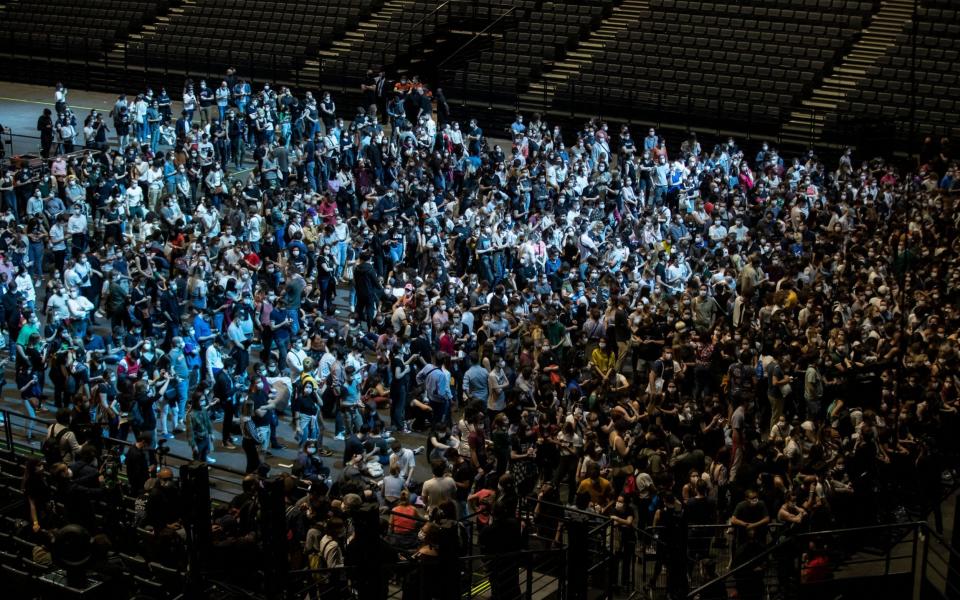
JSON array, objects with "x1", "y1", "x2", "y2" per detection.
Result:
[
  {"x1": 352, "y1": 251, "x2": 383, "y2": 327},
  {"x1": 37, "y1": 108, "x2": 54, "y2": 158}
]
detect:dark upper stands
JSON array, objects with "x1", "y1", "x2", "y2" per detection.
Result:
[
  {"x1": 323, "y1": 1, "x2": 451, "y2": 78},
  {"x1": 460, "y1": 0, "x2": 612, "y2": 93},
  {"x1": 0, "y1": 0, "x2": 171, "y2": 56},
  {"x1": 0, "y1": 0, "x2": 958, "y2": 144},
  {"x1": 546, "y1": 0, "x2": 875, "y2": 122},
  {"x1": 126, "y1": 0, "x2": 383, "y2": 78},
  {"x1": 832, "y1": 1, "x2": 960, "y2": 136}
]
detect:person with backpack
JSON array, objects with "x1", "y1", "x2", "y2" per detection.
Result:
[{"x1": 43, "y1": 408, "x2": 81, "y2": 466}]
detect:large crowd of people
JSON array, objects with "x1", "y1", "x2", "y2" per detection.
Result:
[{"x1": 3, "y1": 68, "x2": 960, "y2": 599}]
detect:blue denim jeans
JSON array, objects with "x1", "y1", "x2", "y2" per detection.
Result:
[
  {"x1": 28, "y1": 242, "x2": 43, "y2": 279},
  {"x1": 335, "y1": 406, "x2": 362, "y2": 435},
  {"x1": 296, "y1": 413, "x2": 321, "y2": 445}
]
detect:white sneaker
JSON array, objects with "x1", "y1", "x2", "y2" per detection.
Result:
[
  {"x1": 413, "y1": 446, "x2": 425, "y2": 455},
  {"x1": 334, "y1": 433, "x2": 346, "y2": 441},
  {"x1": 205, "y1": 456, "x2": 217, "y2": 464}
]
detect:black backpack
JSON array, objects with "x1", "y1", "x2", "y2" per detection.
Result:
[{"x1": 42, "y1": 425, "x2": 69, "y2": 464}]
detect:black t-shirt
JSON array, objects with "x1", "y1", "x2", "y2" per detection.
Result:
[
  {"x1": 297, "y1": 391, "x2": 319, "y2": 416},
  {"x1": 452, "y1": 460, "x2": 475, "y2": 502},
  {"x1": 410, "y1": 336, "x2": 432, "y2": 365}
]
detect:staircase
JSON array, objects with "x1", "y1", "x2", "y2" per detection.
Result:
[
  {"x1": 82, "y1": 0, "x2": 191, "y2": 90},
  {"x1": 780, "y1": 0, "x2": 914, "y2": 146},
  {"x1": 107, "y1": 0, "x2": 192, "y2": 49},
  {"x1": 300, "y1": 0, "x2": 413, "y2": 82},
  {"x1": 517, "y1": 0, "x2": 650, "y2": 111}
]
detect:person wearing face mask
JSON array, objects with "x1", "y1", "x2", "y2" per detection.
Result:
[
  {"x1": 607, "y1": 494, "x2": 636, "y2": 589},
  {"x1": 486, "y1": 357, "x2": 509, "y2": 420},
  {"x1": 292, "y1": 439, "x2": 330, "y2": 485},
  {"x1": 293, "y1": 373, "x2": 324, "y2": 449},
  {"x1": 286, "y1": 337, "x2": 308, "y2": 379},
  {"x1": 648, "y1": 346, "x2": 680, "y2": 396},
  {"x1": 186, "y1": 387, "x2": 217, "y2": 463},
  {"x1": 730, "y1": 488, "x2": 770, "y2": 551},
  {"x1": 590, "y1": 339, "x2": 616, "y2": 383}
]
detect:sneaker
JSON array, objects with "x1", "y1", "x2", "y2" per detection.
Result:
[
  {"x1": 205, "y1": 456, "x2": 217, "y2": 464},
  {"x1": 413, "y1": 446, "x2": 425, "y2": 455},
  {"x1": 319, "y1": 447, "x2": 334, "y2": 457},
  {"x1": 334, "y1": 433, "x2": 346, "y2": 441},
  {"x1": 161, "y1": 433, "x2": 175, "y2": 440},
  {"x1": 94, "y1": 311, "x2": 104, "y2": 319},
  {"x1": 222, "y1": 441, "x2": 237, "y2": 450}
]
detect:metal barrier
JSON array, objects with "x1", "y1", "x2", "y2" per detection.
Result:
[
  {"x1": 683, "y1": 521, "x2": 960, "y2": 600},
  {"x1": 0, "y1": 408, "x2": 246, "y2": 500},
  {"x1": 636, "y1": 522, "x2": 784, "y2": 596},
  {"x1": 281, "y1": 547, "x2": 566, "y2": 600}
]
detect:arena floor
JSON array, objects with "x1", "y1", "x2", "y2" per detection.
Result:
[{"x1": 0, "y1": 81, "x2": 438, "y2": 494}]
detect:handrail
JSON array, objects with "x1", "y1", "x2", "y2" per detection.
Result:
[
  {"x1": 685, "y1": 534, "x2": 791, "y2": 598},
  {"x1": 392, "y1": 0, "x2": 452, "y2": 74},
  {"x1": 791, "y1": 520, "x2": 926, "y2": 539},
  {"x1": 435, "y1": 5, "x2": 518, "y2": 70},
  {"x1": 927, "y1": 528, "x2": 960, "y2": 563},
  {"x1": 0, "y1": 409, "x2": 245, "y2": 481},
  {"x1": 685, "y1": 520, "x2": 931, "y2": 599}
]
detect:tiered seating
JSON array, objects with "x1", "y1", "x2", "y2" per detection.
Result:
[
  {"x1": 0, "y1": 0, "x2": 169, "y2": 56},
  {"x1": 550, "y1": 0, "x2": 874, "y2": 122},
  {"x1": 832, "y1": 2, "x2": 960, "y2": 136},
  {"x1": 127, "y1": 0, "x2": 382, "y2": 78},
  {"x1": 463, "y1": 0, "x2": 612, "y2": 94},
  {"x1": 323, "y1": 1, "x2": 450, "y2": 76}
]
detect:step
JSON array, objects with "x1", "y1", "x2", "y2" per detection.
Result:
[
  {"x1": 801, "y1": 99, "x2": 838, "y2": 109},
  {"x1": 872, "y1": 15, "x2": 908, "y2": 23},
  {"x1": 815, "y1": 88, "x2": 848, "y2": 97},
  {"x1": 858, "y1": 40, "x2": 891, "y2": 48},
  {"x1": 782, "y1": 126, "x2": 824, "y2": 135},
  {"x1": 823, "y1": 76, "x2": 859, "y2": 85},
  {"x1": 868, "y1": 24, "x2": 905, "y2": 33},
  {"x1": 787, "y1": 119, "x2": 826, "y2": 129},
  {"x1": 835, "y1": 66, "x2": 867, "y2": 75},
  {"x1": 788, "y1": 112, "x2": 826, "y2": 122}
]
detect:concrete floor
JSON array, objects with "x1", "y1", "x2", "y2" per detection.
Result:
[{"x1": 0, "y1": 82, "x2": 135, "y2": 157}]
